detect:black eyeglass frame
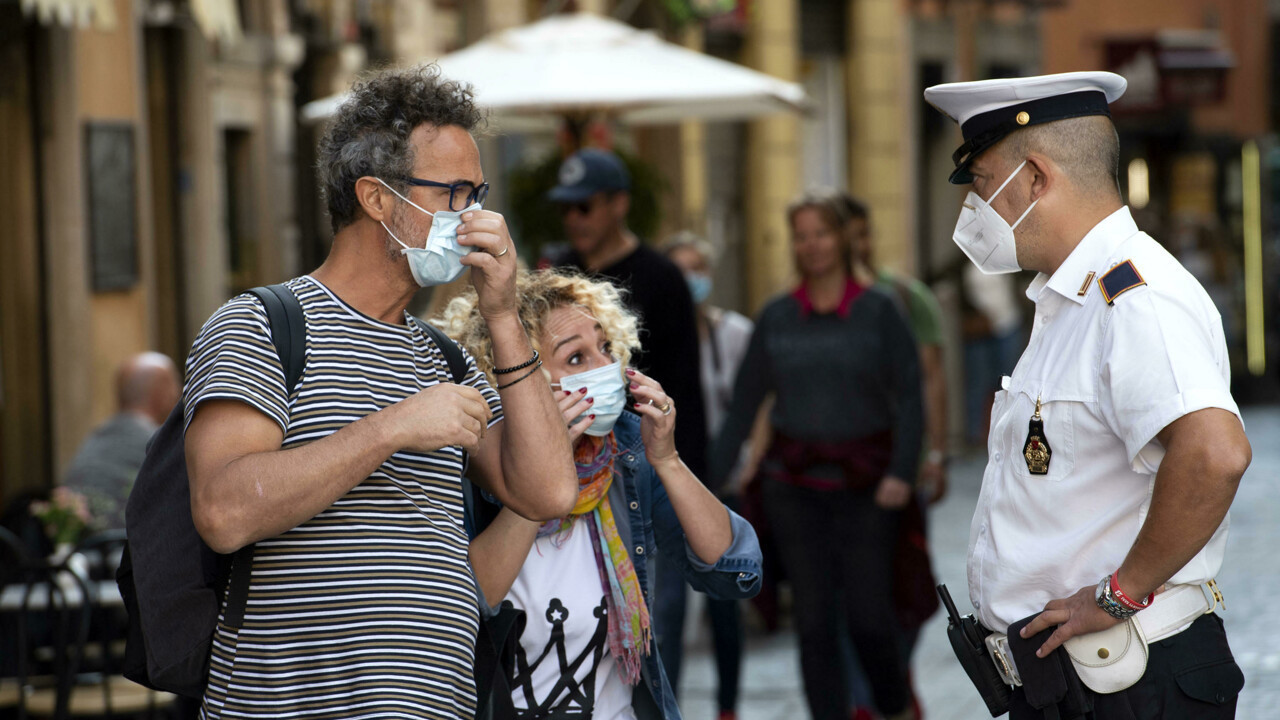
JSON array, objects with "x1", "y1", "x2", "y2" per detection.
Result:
[{"x1": 402, "y1": 177, "x2": 490, "y2": 211}]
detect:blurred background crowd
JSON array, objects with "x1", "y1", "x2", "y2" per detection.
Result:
[{"x1": 2, "y1": 0, "x2": 1279, "y2": 718}]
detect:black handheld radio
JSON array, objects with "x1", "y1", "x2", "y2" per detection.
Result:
[{"x1": 937, "y1": 583, "x2": 1013, "y2": 717}]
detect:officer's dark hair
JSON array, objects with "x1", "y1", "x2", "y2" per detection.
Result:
[
  {"x1": 317, "y1": 64, "x2": 485, "y2": 235},
  {"x1": 1000, "y1": 115, "x2": 1122, "y2": 201}
]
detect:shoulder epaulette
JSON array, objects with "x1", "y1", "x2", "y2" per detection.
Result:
[{"x1": 1097, "y1": 260, "x2": 1145, "y2": 305}]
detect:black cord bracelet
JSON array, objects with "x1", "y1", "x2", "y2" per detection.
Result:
[
  {"x1": 495, "y1": 360, "x2": 542, "y2": 390},
  {"x1": 493, "y1": 349, "x2": 540, "y2": 375}
]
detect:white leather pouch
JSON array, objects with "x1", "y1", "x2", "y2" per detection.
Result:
[{"x1": 1063, "y1": 618, "x2": 1147, "y2": 694}]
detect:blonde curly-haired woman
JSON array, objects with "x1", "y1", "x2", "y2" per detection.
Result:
[{"x1": 438, "y1": 268, "x2": 761, "y2": 720}]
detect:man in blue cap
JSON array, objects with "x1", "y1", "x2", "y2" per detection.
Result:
[{"x1": 548, "y1": 147, "x2": 709, "y2": 688}]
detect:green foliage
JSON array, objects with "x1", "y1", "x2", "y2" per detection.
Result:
[{"x1": 507, "y1": 148, "x2": 667, "y2": 258}]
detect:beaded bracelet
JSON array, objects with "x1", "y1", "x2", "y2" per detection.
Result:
[
  {"x1": 496, "y1": 360, "x2": 542, "y2": 390},
  {"x1": 493, "y1": 350, "x2": 540, "y2": 375}
]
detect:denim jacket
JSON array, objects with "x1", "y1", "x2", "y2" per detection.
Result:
[{"x1": 469, "y1": 411, "x2": 763, "y2": 720}]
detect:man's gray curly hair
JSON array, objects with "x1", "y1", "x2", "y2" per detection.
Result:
[{"x1": 317, "y1": 64, "x2": 485, "y2": 235}]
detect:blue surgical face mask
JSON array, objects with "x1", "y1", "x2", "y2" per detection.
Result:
[
  {"x1": 377, "y1": 179, "x2": 481, "y2": 287},
  {"x1": 552, "y1": 361, "x2": 628, "y2": 437},
  {"x1": 685, "y1": 273, "x2": 712, "y2": 304}
]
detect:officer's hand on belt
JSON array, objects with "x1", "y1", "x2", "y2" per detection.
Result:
[{"x1": 1020, "y1": 584, "x2": 1123, "y2": 658}]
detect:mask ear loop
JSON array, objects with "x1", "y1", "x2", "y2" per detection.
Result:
[
  {"x1": 986, "y1": 159, "x2": 1028, "y2": 204},
  {"x1": 376, "y1": 178, "x2": 435, "y2": 253},
  {"x1": 1011, "y1": 197, "x2": 1040, "y2": 231},
  {"x1": 985, "y1": 160, "x2": 1039, "y2": 231}
]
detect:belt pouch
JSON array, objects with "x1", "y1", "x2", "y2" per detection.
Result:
[{"x1": 1007, "y1": 615, "x2": 1090, "y2": 719}]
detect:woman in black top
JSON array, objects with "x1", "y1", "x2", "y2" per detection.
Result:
[{"x1": 710, "y1": 192, "x2": 923, "y2": 720}]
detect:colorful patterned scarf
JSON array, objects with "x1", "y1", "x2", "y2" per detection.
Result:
[{"x1": 538, "y1": 433, "x2": 652, "y2": 684}]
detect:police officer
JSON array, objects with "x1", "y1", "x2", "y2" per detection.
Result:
[{"x1": 924, "y1": 72, "x2": 1250, "y2": 718}]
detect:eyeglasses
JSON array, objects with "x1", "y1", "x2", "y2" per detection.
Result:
[
  {"x1": 558, "y1": 200, "x2": 594, "y2": 216},
  {"x1": 402, "y1": 177, "x2": 490, "y2": 212}
]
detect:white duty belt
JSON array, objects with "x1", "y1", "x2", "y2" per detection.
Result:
[{"x1": 984, "y1": 580, "x2": 1225, "y2": 695}]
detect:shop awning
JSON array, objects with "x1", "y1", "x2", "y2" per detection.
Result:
[
  {"x1": 20, "y1": 0, "x2": 242, "y2": 41},
  {"x1": 189, "y1": 0, "x2": 242, "y2": 43},
  {"x1": 20, "y1": 0, "x2": 117, "y2": 29}
]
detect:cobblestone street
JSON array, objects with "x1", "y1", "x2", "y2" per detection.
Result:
[{"x1": 675, "y1": 406, "x2": 1280, "y2": 720}]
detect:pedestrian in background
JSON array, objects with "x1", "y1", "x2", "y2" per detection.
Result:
[
  {"x1": 837, "y1": 193, "x2": 949, "y2": 504},
  {"x1": 662, "y1": 233, "x2": 753, "y2": 720},
  {"x1": 440, "y1": 268, "x2": 762, "y2": 720},
  {"x1": 925, "y1": 70, "x2": 1248, "y2": 719},
  {"x1": 710, "y1": 192, "x2": 923, "y2": 720},
  {"x1": 63, "y1": 352, "x2": 180, "y2": 532},
  {"x1": 833, "y1": 192, "x2": 948, "y2": 720},
  {"x1": 961, "y1": 264, "x2": 1024, "y2": 446}
]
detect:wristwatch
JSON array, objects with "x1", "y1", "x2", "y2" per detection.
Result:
[{"x1": 1095, "y1": 575, "x2": 1138, "y2": 620}]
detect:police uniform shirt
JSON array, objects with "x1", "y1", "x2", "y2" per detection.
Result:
[{"x1": 969, "y1": 206, "x2": 1241, "y2": 633}]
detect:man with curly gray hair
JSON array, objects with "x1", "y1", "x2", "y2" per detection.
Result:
[{"x1": 180, "y1": 64, "x2": 577, "y2": 718}]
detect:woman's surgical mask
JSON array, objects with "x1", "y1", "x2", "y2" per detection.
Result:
[
  {"x1": 378, "y1": 178, "x2": 481, "y2": 287},
  {"x1": 552, "y1": 361, "x2": 628, "y2": 437},
  {"x1": 952, "y1": 160, "x2": 1039, "y2": 275},
  {"x1": 685, "y1": 273, "x2": 712, "y2": 305}
]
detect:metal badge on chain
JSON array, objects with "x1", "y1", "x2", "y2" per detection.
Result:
[{"x1": 1023, "y1": 395, "x2": 1052, "y2": 475}]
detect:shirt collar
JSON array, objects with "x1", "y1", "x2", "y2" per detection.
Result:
[
  {"x1": 1027, "y1": 206, "x2": 1140, "y2": 304},
  {"x1": 793, "y1": 277, "x2": 864, "y2": 318}
]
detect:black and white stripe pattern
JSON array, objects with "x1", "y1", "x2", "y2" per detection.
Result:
[{"x1": 184, "y1": 276, "x2": 502, "y2": 720}]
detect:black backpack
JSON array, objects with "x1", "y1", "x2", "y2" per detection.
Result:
[{"x1": 117, "y1": 284, "x2": 474, "y2": 698}]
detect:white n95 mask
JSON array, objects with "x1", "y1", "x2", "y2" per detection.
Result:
[
  {"x1": 553, "y1": 361, "x2": 628, "y2": 437},
  {"x1": 952, "y1": 160, "x2": 1038, "y2": 275},
  {"x1": 377, "y1": 178, "x2": 481, "y2": 287}
]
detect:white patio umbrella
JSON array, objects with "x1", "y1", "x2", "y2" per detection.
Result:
[{"x1": 300, "y1": 12, "x2": 807, "y2": 125}]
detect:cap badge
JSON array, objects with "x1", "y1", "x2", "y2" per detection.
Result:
[
  {"x1": 1016, "y1": 111, "x2": 1031, "y2": 126},
  {"x1": 559, "y1": 157, "x2": 586, "y2": 187}
]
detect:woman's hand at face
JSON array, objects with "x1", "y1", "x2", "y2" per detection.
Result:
[
  {"x1": 557, "y1": 387, "x2": 595, "y2": 444},
  {"x1": 627, "y1": 368, "x2": 678, "y2": 467}
]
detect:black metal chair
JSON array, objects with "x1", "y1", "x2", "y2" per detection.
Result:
[
  {"x1": 21, "y1": 530, "x2": 175, "y2": 719},
  {"x1": 0, "y1": 525, "x2": 93, "y2": 720}
]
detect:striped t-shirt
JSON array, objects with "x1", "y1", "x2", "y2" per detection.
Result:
[{"x1": 183, "y1": 276, "x2": 502, "y2": 720}]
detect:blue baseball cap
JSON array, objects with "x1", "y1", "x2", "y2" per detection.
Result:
[{"x1": 548, "y1": 149, "x2": 631, "y2": 203}]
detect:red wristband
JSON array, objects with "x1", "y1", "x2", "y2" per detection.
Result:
[{"x1": 1110, "y1": 572, "x2": 1154, "y2": 612}]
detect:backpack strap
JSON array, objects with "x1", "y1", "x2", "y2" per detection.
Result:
[
  {"x1": 248, "y1": 284, "x2": 307, "y2": 392},
  {"x1": 222, "y1": 285, "x2": 307, "y2": 629},
  {"x1": 410, "y1": 316, "x2": 468, "y2": 383},
  {"x1": 407, "y1": 317, "x2": 501, "y2": 539}
]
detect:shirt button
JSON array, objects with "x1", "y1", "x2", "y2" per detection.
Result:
[
  {"x1": 635, "y1": 546, "x2": 644, "y2": 555},
  {"x1": 629, "y1": 501, "x2": 639, "y2": 510},
  {"x1": 625, "y1": 454, "x2": 635, "y2": 463},
  {"x1": 994, "y1": 452, "x2": 1002, "y2": 462}
]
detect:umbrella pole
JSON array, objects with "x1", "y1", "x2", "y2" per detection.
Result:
[{"x1": 558, "y1": 112, "x2": 616, "y2": 156}]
